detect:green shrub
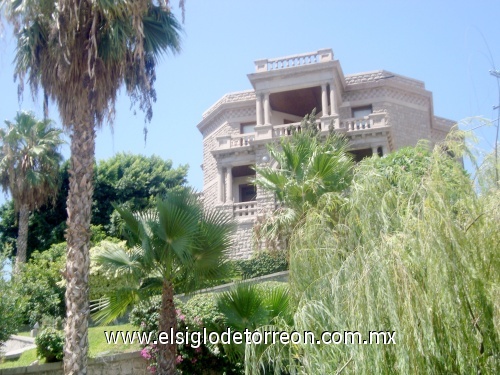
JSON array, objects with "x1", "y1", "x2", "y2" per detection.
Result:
[
  {"x1": 236, "y1": 251, "x2": 288, "y2": 279},
  {"x1": 182, "y1": 293, "x2": 225, "y2": 331},
  {"x1": 130, "y1": 295, "x2": 161, "y2": 335},
  {"x1": 0, "y1": 256, "x2": 24, "y2": 346},
  {"x1": 35, "y1": 327, "x2": 64, "y2": 362},
  {"x1": 13, "y1": 242, "x2": 66, "y2": 325},
  {"x1": 89, "y1": 240, "x2": 131, "y2": 301},
  {"x1": 130, "y1": 294, "x2": 241, "y2": 375}
]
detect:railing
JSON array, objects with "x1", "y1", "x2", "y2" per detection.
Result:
[
  {"x1": 255, "y1": 49, "x2": 333, "y2": 72},
  {"x1": 215, "y1": 113, "x2": 387, "y2": 151},
  {"x1": 230, "y1": 133, "x2": 255, "y2": 147},
  {"x1": 338, "y1": 112, "x2": 387, "y2": 132},
  {"x1": 272, "y1": 121, "x2": 323, "y2": 137},
  {"x1": 233, "y1": 201, "x2": 257, "y2": 218}
]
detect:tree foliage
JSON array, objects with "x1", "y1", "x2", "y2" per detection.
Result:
[
  {"x1": 0, "y1": 154, "x2": 188, "y2": 259},
  {"x1": 0, "y1": 111, "x2": 63, "y2": 212},
  {"x1": 247, "y1": 135, "x2": 500, "y2": 374},
  {"x1": 0, "y1": 111, "x2": 63, "y2": 264},
  {"x1": 92, "y1": 189, "x2": 234, "y2": 373},
  {"x1": 93, "y1": 152, "x2": 188, "y2": 235},
  {"x1": 13, "y1": 242, "x2": 66, "y2": 326},
  {"x1": 254, "y1": 112, "x2": 353, "y2": 250},
  {"x1": 0, "y1": 255, "x2": 24, "y2": 346},
  {"x1": 2, "y1": 0, "x2": 185, "y2": 371}
]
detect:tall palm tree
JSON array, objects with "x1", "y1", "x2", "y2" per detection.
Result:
[
  {"x1": 2, "y1": 1, "x2": 183, "y2": 373},
  {"x1": 92, "y1": 189, "x2": 234, "y2": 374},
  {"x1": 0, "y1": 111, "x2": 63, "y2": 266},
  {"x1": 254, "y1": 112, "x2": 354, "y2": 249}
]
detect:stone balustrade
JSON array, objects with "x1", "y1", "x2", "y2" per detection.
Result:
[
  {"x1": 215, "y1": 113, "x2": 386, "y2": 151},
  {"x1": 255, "y1": 49, "x2": 333, "y2": 73},
  {"x1": 233, "y1": 201, "x2": 257, "y2": 218},
  {"x1": 272, "y1": 121, "x2": 323, "y2": 137},
  {"x1": 338, "y1": 112, "x2": 387, "y2": 132},
  {"x1": 231, "y1": 133, "x2": 255, "y2": 147}
]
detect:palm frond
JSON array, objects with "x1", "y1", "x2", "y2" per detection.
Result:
[{"x1": 90, "y1": 286, "x2": 141, "y2": 325}]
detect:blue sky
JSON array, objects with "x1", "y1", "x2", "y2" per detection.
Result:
[{"x1": 0, "y1": 0, "x2": 499, "y2": 207}]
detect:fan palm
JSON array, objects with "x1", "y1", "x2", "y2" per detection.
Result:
[
  {"x1": 92, "y1": 189, "x2": 234, "y2": 374},
  {"x1": 217, "y1": 282, "x2": 291, "y2": 363},
  {"x1": 2, "y1": 1, "x2": 183, "y2": 372},
  {"x1": 0, "y1": 111, "x2": 63, "y2": 266},
  {"x1": 254, "y1": 112, "x2": 354, "y2": 249}
]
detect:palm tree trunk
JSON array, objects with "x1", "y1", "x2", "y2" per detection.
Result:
[
  {"x1": 157, "y1": 280, "x2": 177, "y2": 375},
  {"x1": 16, "y1": 203, "x2": 30, "y2": 267},
  {"x1": 64, "y1": 117, "x2": 95, "y2": 375}
]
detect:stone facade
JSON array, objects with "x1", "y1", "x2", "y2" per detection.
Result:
[
  {"x1": 0, "y1": 352, "x2": 148, "y2": 375},
  {"x1": 197, "y1": 49, "x2": 454, "y2": 259}
]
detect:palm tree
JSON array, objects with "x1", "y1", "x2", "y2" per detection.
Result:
[
  {"x1": 0, "y1": 111, "x2": 63, "y2": 266},
  {"x1": 92, "y1": 189, "x2": 234, "y2": 374},
  {"x1": 253, "y1": 112, "x2": 354, "y2": 249},
  {"x1": 2, "y1": 1, "x2": 183, "y2": 372},
  {"x1": 217, "y1": 282, "x2": 291, "y2": 364}
]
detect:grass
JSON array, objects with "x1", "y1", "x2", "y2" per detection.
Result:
[
  {"x1": 14, "y1": 331, "x2": 32, "y2": 338},
  {"x1": 0, "y1": 323, "x2": 141, "y2": 370}
]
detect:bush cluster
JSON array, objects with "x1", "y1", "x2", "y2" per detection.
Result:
[
  {"x1": 131, "y1": 293, "x2": 242, "y2": 374},
  {"x1": 236, "y1": 251, "x2": 288, "y2": 279},
  {"x1": 35, "y1": 327, "x2": 64, "y2": 362}
]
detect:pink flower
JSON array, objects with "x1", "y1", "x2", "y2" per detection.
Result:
[
  {"x1": 192, "y1": 358, "x2": 197, "y2": 364},
  {"x1": 141, "y1": 347, "x2": 152, "y2": 360},
  {"x1": 195, "y1": 347, "x2": 202, "y2": 353},
  {"x1": 176, "y1": 355, "x2": 183, "y2": 364},
  {"x1": 179, "y1": 314, "x2": 186, "y2": 321}
]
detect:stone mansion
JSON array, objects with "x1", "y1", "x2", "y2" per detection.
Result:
[{"x1": 197, "y1": 49, "x2": 454, "y2": 258}]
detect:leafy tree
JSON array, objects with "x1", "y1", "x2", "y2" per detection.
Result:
[
  {"x1": 10, "y1": 228, "x2": 123, "y2": 327},
  {"x1": 254, "y1": 112, "x2": 354, "y2": 250},
  {"x1": 93, "y1": 153, "x2": 188, "y2": 235},
  {"x1": 13, "y1": 242, "x2": 66, "y2": 326},
  {"x1": 93, "y1": 189, "x2": 234, "y2": 374},
  {"x1": 248, "y1": 135, "x2": 500, "y2": 374},
  {"x1": 3, "y1": 0, "x2": 183, "y2": 371},
  {"x1": 0, "y1": 254, "x2": 24, "y2": 346},
  {"x1": 0, "y1": 154, "x2": 187, "y2": 258},
  {"x1": 0, "y1": 111, "x2": 63, "y2": 266},
  {"x1": 0, "y1": 162, "x2": 69, "y2": 260}
]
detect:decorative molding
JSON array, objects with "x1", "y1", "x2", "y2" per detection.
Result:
[
  {"x1": 202, "y1": 90, "x2": 256, "y2": 119},
  {"x1": 345, "y1": 70, "x2": 425, "y2": 89}
]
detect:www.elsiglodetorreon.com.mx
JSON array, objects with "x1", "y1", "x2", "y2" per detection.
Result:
[{"x1": 105, "y1": 328, "x2": 396, "y2": 348}]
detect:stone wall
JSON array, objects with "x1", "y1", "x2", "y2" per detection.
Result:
[
  {"x1": 0, "y1": 352, "x2": 148, "y2": 375},
  {"x1": 231, "y1": 220, "x2": 254, "y2": 259},
  {"x1": 201, "y1": 106, "x2": 256, "y2": 208}
]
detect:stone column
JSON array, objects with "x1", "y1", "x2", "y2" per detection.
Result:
[
  {"x1": 218, "y1": 167, "x2": 225, "y2": 203},
  {"x1": 372, "y1": 146, "x2": 378, "y2": 157},
  {"x1": 264, "y1": 92, "x2": 271, "y2": 125},
  {"x1": 256, "y1": 94, "x2": 263, "y2": 126},
  {"x1": 381, "y1": 145, "x2": 387, "y2": 156},
  {"x1": 321, "y1": 83, "x2": 328, "y2": 117},
  {"x1": 227, "y1": 167, "x2": 233, "y2": 202},
  {"x1": 329, "y1": 82, "x2": 337, "y2": 115}
]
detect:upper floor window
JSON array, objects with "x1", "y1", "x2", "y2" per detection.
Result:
[
  {"x1": 239, "y1": 184, "x2": 257, "y2": 202},
  {"x1": 352, "y1": 105, "x2": 372, "y2": 118},
  {"x1": 240, "y1": 122, "x2": 256, "y2": 134}
]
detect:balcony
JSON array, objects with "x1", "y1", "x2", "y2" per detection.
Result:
[
  {"x1": 233, "y1": 201, "x2": 257, "y2": 219},
  {"x1": 338, "y1": 112, "x2": 387, "y2": 133},
  {"x1": 214, "y1": 112, "x2": 388, "y2": 152},
  {"x1": 254, "y1": 49, "x2": 334, "y2": 73}
]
